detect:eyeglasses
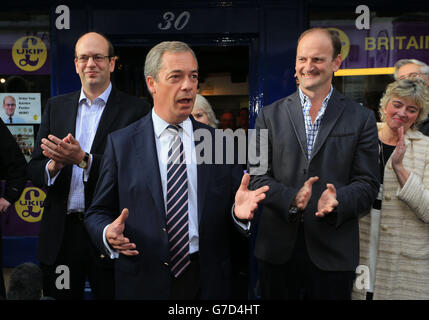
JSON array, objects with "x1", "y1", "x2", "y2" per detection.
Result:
[
  {"x1": 397, "y1": 72, "x2": 425, "y2": 81},
  {"x1": 76, "y1": 54, "x2": 112, "y2": 63}
]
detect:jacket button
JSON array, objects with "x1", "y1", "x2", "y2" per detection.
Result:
[
  {"x1": 381, "y1": 225, "x2": 388, "y2": 231},
  {"x1": 100, "y1": 254, "x2": 105, "y2": 259},
  {"x1": 162, "y1": 228, "x2": 166, "y2": 232},
  {"x1": 384, "y1": 194, "x2": 391, "y2": 201},
  {"x1": 164, "y1": 262, "x2": 169, "y2": 266}
]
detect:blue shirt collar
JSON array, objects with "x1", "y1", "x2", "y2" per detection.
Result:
[
  {"x1": 298, "y1": 85, "x2": 333, "y2": 107},
  {"x1": 79, "y1": 82, "x2": 112, "y2": 105}
]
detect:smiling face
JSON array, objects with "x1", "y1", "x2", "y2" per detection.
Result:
[
  {"x1": 384, "y1": 95, "x2": 421, "y2": 133},
  {"x1": 295, "y1": 30, "x2": 342, "y2": 96},
  {"x1": 147, "y1": 51, "x2": 198, "y2": 124},
  {"x1": 74, "y1": 32, "x2": 115, "y2": 96},
  {"x1": 3, "y1": 96, "x2": 16, "y2": 116}
]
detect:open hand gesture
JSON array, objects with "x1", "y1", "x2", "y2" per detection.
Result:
[
  {"x1": 106, "y1": 208, "x2": 139, "y2": 256},
  {"x1": 234, "y1": 173, "x2": 269, "y2": 220}
]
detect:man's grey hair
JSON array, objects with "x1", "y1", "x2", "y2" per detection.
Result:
[
  {"x1": 394, "y1": 59, "x2": 429, "y2": 80},
  {"x1": 144, "y1": 41, "x2": 198, "y2": 81}
]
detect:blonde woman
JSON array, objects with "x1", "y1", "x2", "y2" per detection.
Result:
[
  {"x1": 191, "y1": 94, "x2": 218, "y2": 128},
  {"x1": 354, "y1": 78, "x2": 429, "y2": 300}
]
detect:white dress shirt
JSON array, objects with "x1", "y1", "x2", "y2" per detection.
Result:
[{"x1": 103, "y1": 109, "x2": 199, "y2": 258}]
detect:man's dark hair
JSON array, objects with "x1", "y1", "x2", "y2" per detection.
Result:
[
  {"x1": 297, "y1": 27, "x2": 342, "y2": 60},
  {"x1": 7, "y1": 262, "x2": 43, "y2": 300}
]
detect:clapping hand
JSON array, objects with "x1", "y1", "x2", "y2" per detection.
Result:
[
  {"x1": 294, "y1": 176, "x2": 319, "y2": 210},
  {"x1": 41, "y1": 133, "x2": 86, "y2": 166},
  {"x1": 315, "y1": 184, "x2": 338, "y2": 217}
]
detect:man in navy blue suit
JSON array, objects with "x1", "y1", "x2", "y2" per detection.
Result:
[
  {"x1": 28, "y1": 32, "x2": 150, "y2": 299},
  {"x1": 84, "y1": 41, "x2": 268, "y2": 299}
]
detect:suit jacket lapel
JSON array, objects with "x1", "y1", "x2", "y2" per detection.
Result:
[
  {"x1": 286, "y1": 92, "x2": 308, "y2": 159},
  {"x1": 310, "y1": 89, "x2": 345, "y2": 161},
  {"x1": 64, "y1": 91, "x2": 80, "y2": 137},
  {"x1": 60, "y1": 92, "x2": 80, "y2": 178},
  {"x1": 192, "y1": 117, "x2": 210, "y2": 225},
  {"x1": 91, "y1": 87, "x2": 121, "y2": 153},
  {"x1": 133, "y1": 115, "x2": 167, "y2": 224}
]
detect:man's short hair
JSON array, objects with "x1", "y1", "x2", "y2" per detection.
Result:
[
  {"x1": 144, "y1": 41, "x2": 198, "y2": 81},
  {"x1": 7, "y1": 262, "x2": 43, "y2": 300},
  {"x1": 74, "y1": 31, "x2": 115, "y2": 58},
  {"x1": 297, "y1": 27, "x2": 342, "y2": 60},
  {"x1": 394, "y1": 59, "x2": 429, "y2": 80},
  {"x1": 3, "y1": 95, "x2": 16, "y2": 105}
]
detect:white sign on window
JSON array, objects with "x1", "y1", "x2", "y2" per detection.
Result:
[{"x1": 0, "y1": 93, "x2": 41, "y2": 124}]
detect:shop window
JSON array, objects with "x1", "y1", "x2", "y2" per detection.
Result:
[
  {"x1": 0, "y1": 12, "x2": 51, "y2": 161},
  {"x1": 310, "y1": 8, "x2": 429, "y2": 121}
]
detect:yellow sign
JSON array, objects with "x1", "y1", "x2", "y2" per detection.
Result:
[
  {"x1": 12, "y1": 36, "x2": 47, "y2": 72},
  {"x1": 365, "y1": 35, "x2": 429, "y2": 51},
  {"x1": 327, "y1": 27, "x2": 350, "y2": 61},
  {"x1": 335, "y1": 67, "x2": 395, "y2": 76},
  {"x1": 15, "y1": 187, "x2": 46, "y2": 223}
]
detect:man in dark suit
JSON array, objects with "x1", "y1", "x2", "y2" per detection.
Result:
[
  {"x1": 84, "y1": 41, "x2": 268, "y2": 299},
  {"x1": 0, "y1": 119, "x2": 27, "y2": 299},
  {"x1": 243, "y1": 28, "x2": 379, "y2": 299},
  {"x1": 27, "y1": 32, "x2": 150, "y2": 299}
]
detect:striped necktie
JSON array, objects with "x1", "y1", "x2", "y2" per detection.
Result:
[{"x1": 166, "y1": 125, "x2": 190, "y2": 278}]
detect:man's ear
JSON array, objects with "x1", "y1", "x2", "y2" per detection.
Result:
[
  {"x1": 74, "y1": 58, "x2": 79, "y2": 75},
  {"x1": 332, "y1": 54, "x2": 342, "y2": 72},
  {"x1": 146, "y1": 76, "x2": 156, "y2": 95},
  {"x1": 109, "y1": 56, "x2": 116, "y2": 73}
]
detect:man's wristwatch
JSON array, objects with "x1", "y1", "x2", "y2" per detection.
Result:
[
  {"x1": 288, "y1": 205, "x2": 301, "y2": 222},
  {"x1": 78, "y1": 152, "x2": 90, "y2": 169},
  {"x1": 289, "y1": 205, "x2": 299, "y2": 215}
]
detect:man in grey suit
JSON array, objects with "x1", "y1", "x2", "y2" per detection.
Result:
[{"x1": 241, "y1": 27, "x2": 379, "y2": 299}]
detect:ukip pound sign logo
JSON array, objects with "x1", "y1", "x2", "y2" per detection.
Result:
[
  {"x1": 12, "y1": 36, "x2": 47, "y2": 72},
  {"x1": 15, "y1": 187, "x2": 46, "y2": 223}
]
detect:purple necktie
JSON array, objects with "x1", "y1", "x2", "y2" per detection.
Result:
[{"x1": 166, "y1": 125, "x2": 190, "y2": 278}]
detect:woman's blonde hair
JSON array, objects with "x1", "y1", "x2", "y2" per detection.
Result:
[
  {"x1": 193, "y1": 94, "x2": 218, "y2": 128},
  {"x1": 379, "y1": 78, "x2": 429, "y2": 127}
]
